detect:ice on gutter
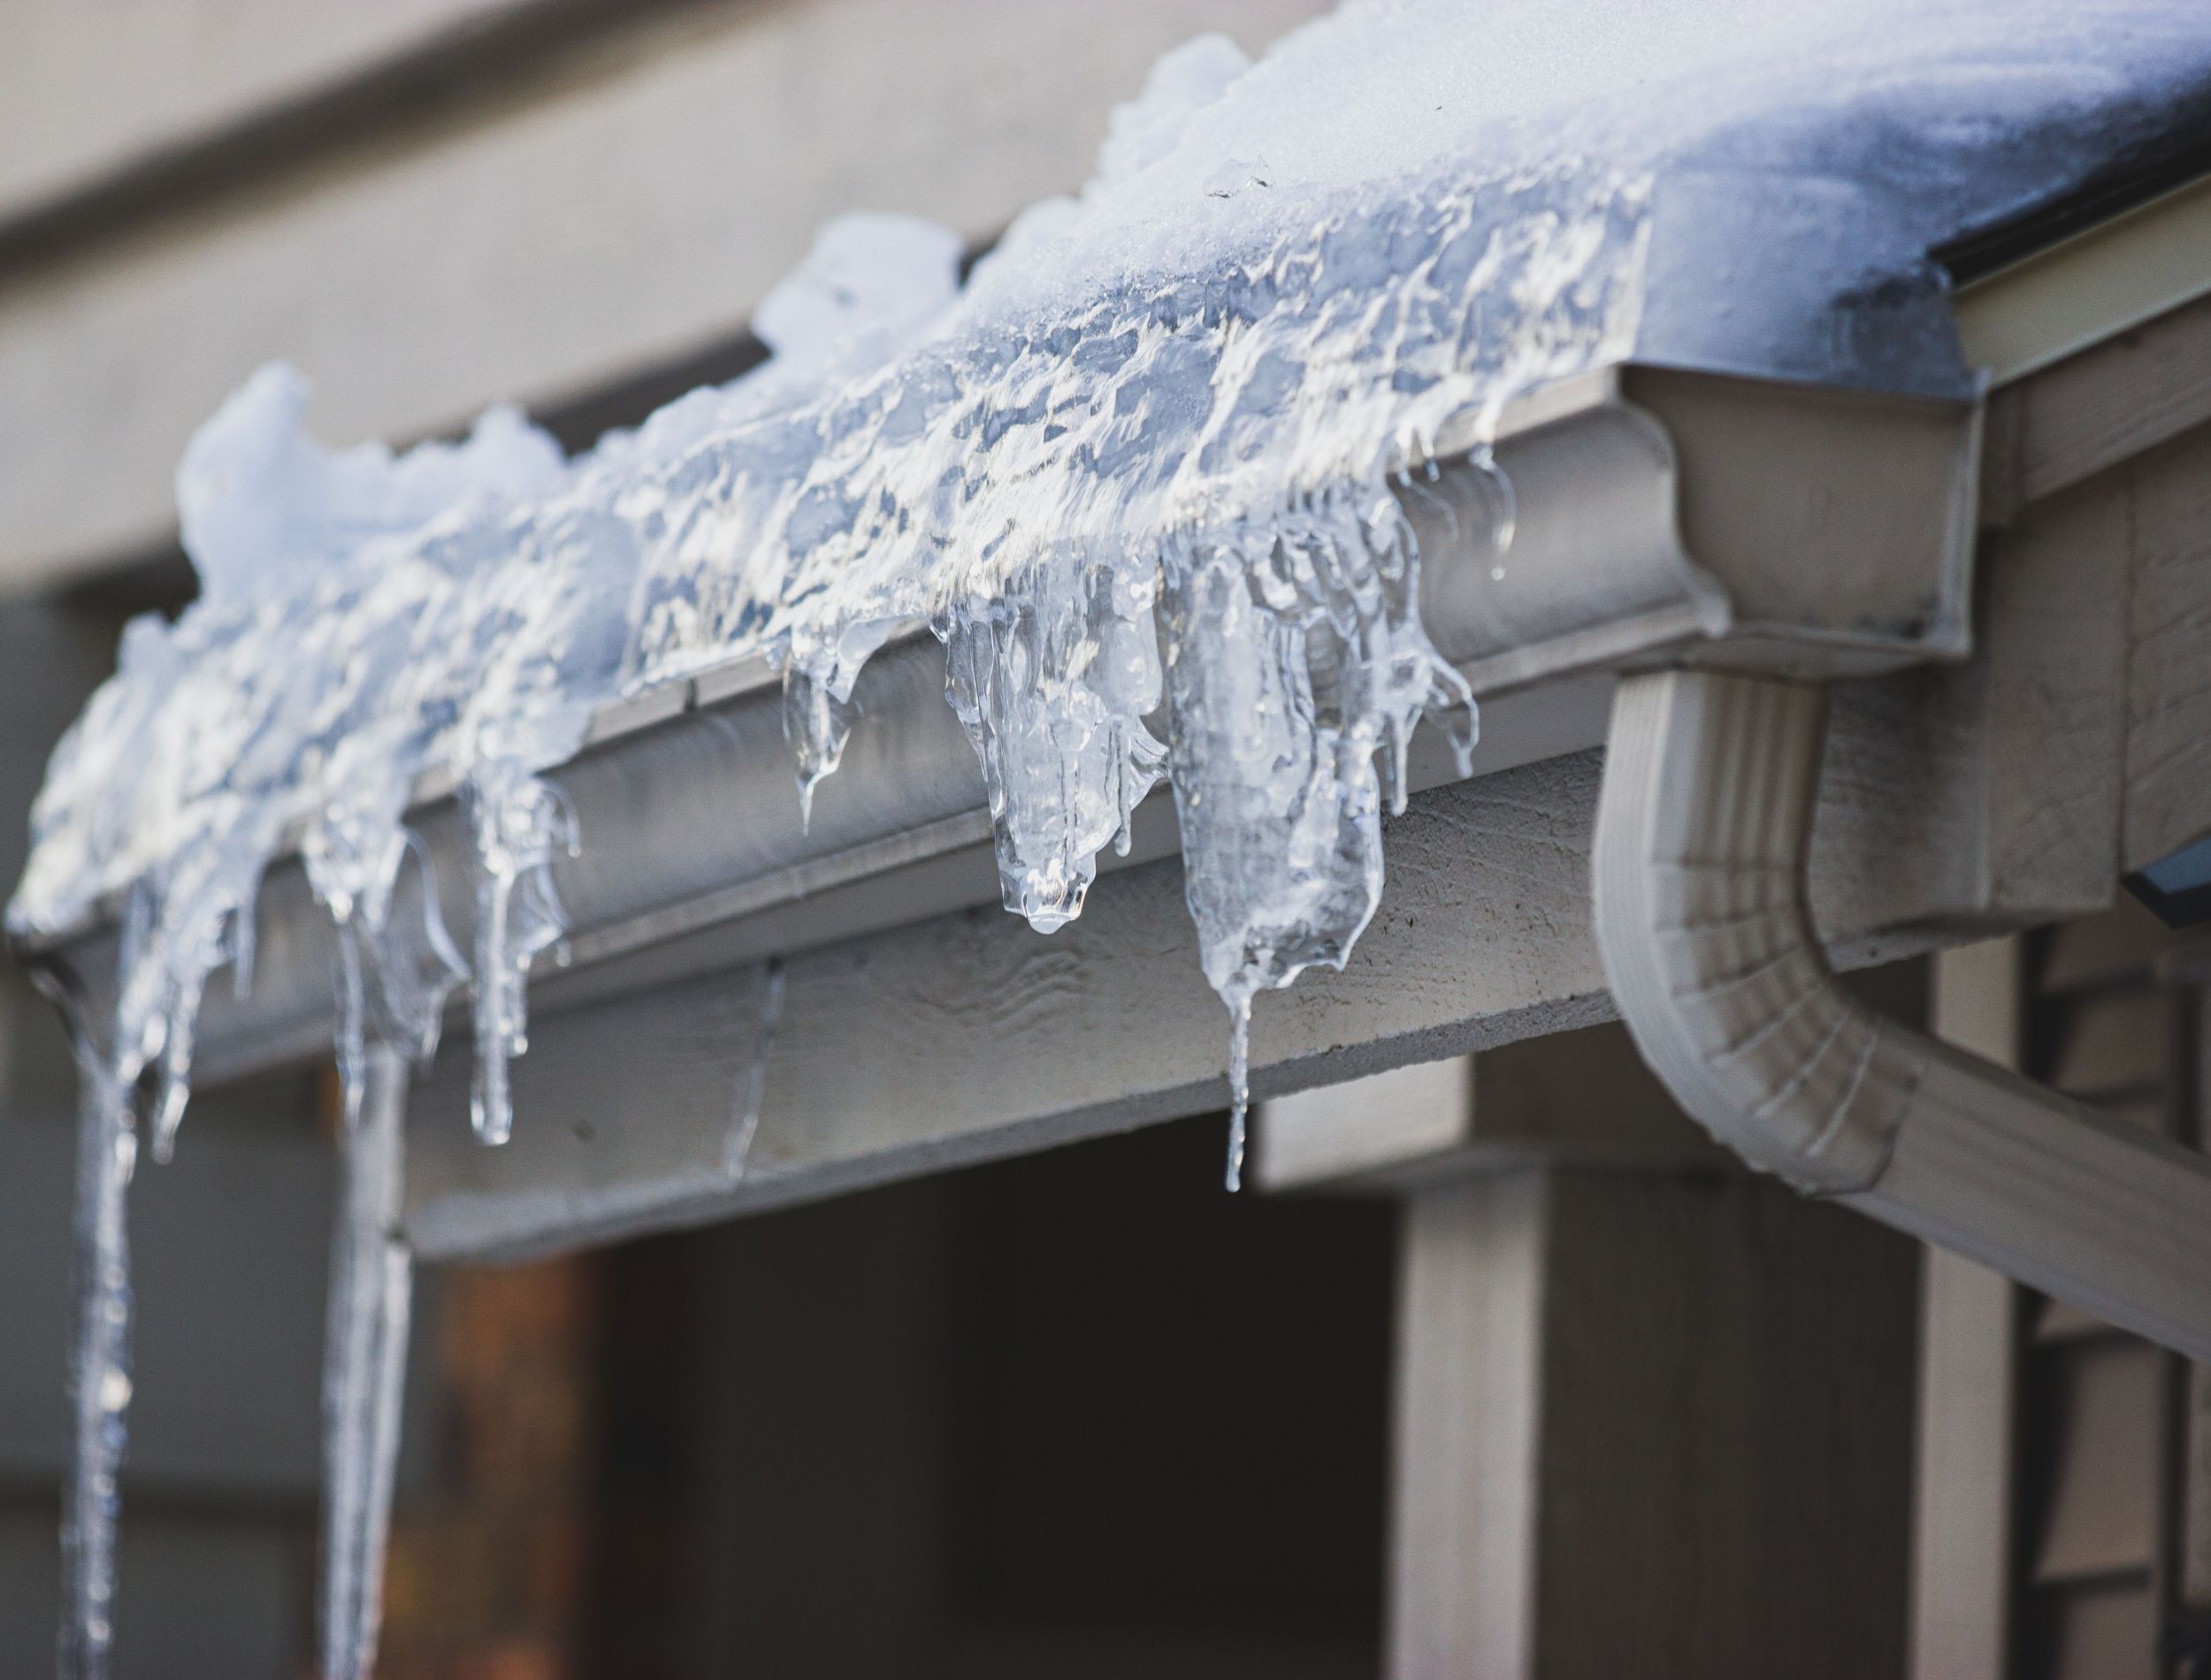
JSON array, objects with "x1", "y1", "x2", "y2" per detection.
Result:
[{"x1": 11, "y1": 2, "x2": 2211, "y2": 1676}]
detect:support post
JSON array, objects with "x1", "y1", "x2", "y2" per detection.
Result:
[
  {"x1": 1259, "y1": 1020, "x2": 1921, "y2": 1680},
  {"x1": 1909, "y1": 939, "x2": 2023, "y2": 1680}
]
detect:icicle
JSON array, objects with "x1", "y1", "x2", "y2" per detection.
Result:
[
  {"x1": 463, "y1": 765, "x2": 575, "y2": 1146},
  {"x1": 781, "y1": 663, "x2": 861, "y2": 830},
  {"x1": 936, "y1": 561, "x2": 1167, "y2": 934},
  {"x1": 318, "y1": 1042, "x2": 413, "y2": 1680},
  {"x1": 229, "y1": 882, "x2": 264, "y2": 1001},
  {"x1": 371, "y1": 831, "x2": 470, "y2": 1068},
  {"x1": 310, "y1": 816, "x2": 468, "y2": 1133},
  {"x1": 1467, "y1": 442, "x2": 1517, "y2": 573},
  {"x1": 145, "y1": 975, "x2": 203, "y2": 1166},
  {"x1": 1223, "y1": 994, "x2": 1252, "y2": 1192},
  {"x1": 725, "y1": 957, "x2": 787, "y2": 1180},
  {"x1": 332, "y1": 921, "x2": 368, "y2": 1132},
  {"x1": 60, "y1": 1066, "x2": 135, "y2": 1680},
  {"x1": 466, "y1": 860, "x2": 519, "y2": 1148}
]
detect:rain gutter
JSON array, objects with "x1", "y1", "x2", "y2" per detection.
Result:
[{"x1": 25, "y1": 360, "x2": 1983, "y2": 1088}]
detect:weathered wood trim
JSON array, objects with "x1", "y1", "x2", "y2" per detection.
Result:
[
  {"x1": 1386, "y1": 1165, "x2": 1917, "y2": 1679},
  {"x1": 1252, "y1": 1022, "x2": 1727, "y2": 1195},
  {"x1": 1387, "y1": 1175, "x2": 1546, "y2": 1680},
  {"x1": 1908, "y1": 939, "x2": 2023, "y2": 1680},
  {"x1": 2125, "y1": 424, "x2": 2211, "y2": 869},
  {"x1": 1985, "y1": 292, "x2": 2211, "y2": 518},
  {"x1": 395, "y1": 644, "x2": 2060, "y2": 1259}
]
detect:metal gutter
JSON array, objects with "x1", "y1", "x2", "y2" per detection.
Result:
[{"x1": 23, "y1": 362, "x2": 1981, "y2": 1089}]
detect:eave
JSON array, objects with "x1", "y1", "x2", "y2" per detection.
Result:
[{"x1": 28, "y1": 172, "x2": 2211, "y2": 1265}]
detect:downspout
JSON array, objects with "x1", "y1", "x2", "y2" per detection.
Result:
[{"x1": 1594, "y1": 668, "x2": 2211, "y2": 1361}]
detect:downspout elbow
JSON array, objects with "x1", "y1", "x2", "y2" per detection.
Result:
[
  {"x1": 1593, "y1": 668, "x2": 2211, "y2": 1360},
  {"x1": 1592, "y1": 670, "x2": 1918, "y2": 1194}
]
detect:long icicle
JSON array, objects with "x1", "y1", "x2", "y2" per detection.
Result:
[
  {"x1": 1222, "y1": 995, "x2": 1252, "y2": 1193},
  {"x1": 318, "y1": 1042, "x2": 414, "y2": 1680},
  {"x1": 59, "y1": 1067, "x2": 134, "y2": 1680}
]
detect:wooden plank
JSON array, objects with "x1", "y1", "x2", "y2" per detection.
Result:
[
  {"x1": 1824, "y1": 466, "x2": 2131, "y2": 931},
  {"x1": 1911, "y1": 1251, "x2": 2020, "y2": 1680},
  {"x1": 0, "y1": 0, "x2": 1327, "y2": 594},
  {"x1": 1813, "y1": 451, "x2": 2137, "y2": 938},
  {"x1": 2031, "y1": 1340, "x2": 2166, "y2": 1584},
  {"x1": 1910, "y1": 937, "x2": 2025, "y2": 1680},
  {"x1": 2186, "y1": 1356, "x2": 2211, "y2": 1609},
  {"x1": 2047, "y1": 990, "x2": 2173, "y2": 1105},
  {"x1": 1972, "y1": 477, "x2": 2130, "y2": 915},
  {"x1": 1256, "y1": 1059, "x2": 1475, "y2": 1192},
  {"x1": 403, "y1": 750, "x2": 1617, "y2": 1259},
  {"x1": 2186, "y1": 987, "x2": 2211, "y2": 1615},
  {"x1": 1385, "y1": 1175, "x2": 1547, "y2": 1680},
  {"x1": 1253, "y1": 1022, "x2": 1725, "y2": 1194},
  {"x1": 405, "y1": 687, "x2": 2008, "y2": 1261},
  {"x1": 2125, "y1": 425, "x2": 2211, "y2": 868},
  {"x1": 1530, "y1": 1173, "x2": 1917, "y2": 1679},
  {"x1": 1996, "y1": 292, "x2": 2211, "y2": 515},
  {"x1": 1911, "y1": 940, "x2": 2019, "y2": 1680},
  {"x1": 1384, "y1": 1132, "x2": 1916, "y2": 1678}
]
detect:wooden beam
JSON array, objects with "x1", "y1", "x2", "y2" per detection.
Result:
[
  {"x1": 403, "y1": 698, "x2": 1977, "y2": 1262},
  {"x1": 1257, "y1": 1058, "x2": 1479, "y2": 1192},
  {"x1": 1387, "y1": 1175, "x2": 1546, "y2": 1680},
  {"x1": 2124, "y1": 422, "x2": 2211, "y2": 869},
  {"x1": 1253, "y1": 1025, "x2": 1726, "y2": 1195},
  {"x1": 402, "y1": 749, "x2": 1615, "y2": 1260},
  {"x1": 1386, "y1": 1165, "x2": 1919, "y2": 1679},
  {"x1": 1908, "y1": 939, "x2": 2024, "y2": 1680},
  {"x1": 1982, "y1": 292, "x2": 2211, "y2": 522}
]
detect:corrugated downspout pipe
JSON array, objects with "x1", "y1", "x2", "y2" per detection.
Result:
[{"x1": 1595, "y1": 668, "x2": 2211, "y2": 1361}]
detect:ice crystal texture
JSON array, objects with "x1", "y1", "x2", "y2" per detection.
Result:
[
  {"x1": 13, "y1": 0, "x2": 2211, "y2": 1673},
  {"x1": 58, "y1": 1065, "x2": 132, "y2": 1680},
  {"x1": 319, "y1": 1044, "x2": 411, "y2": 1680}
]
